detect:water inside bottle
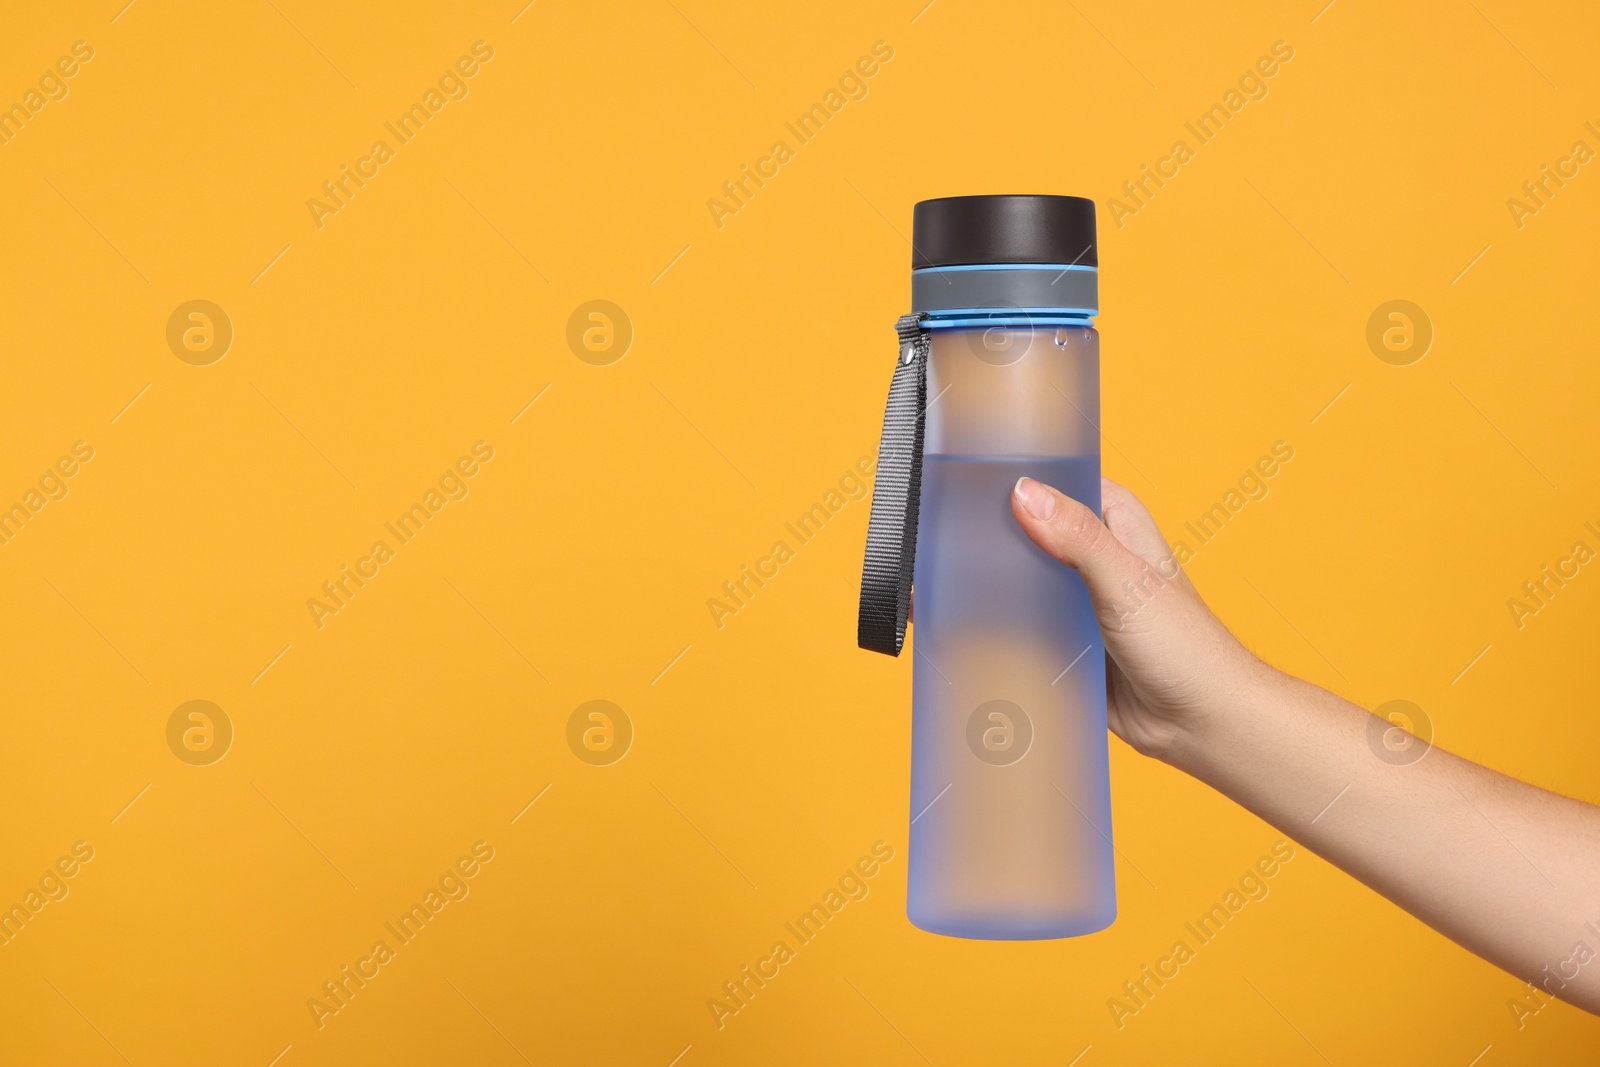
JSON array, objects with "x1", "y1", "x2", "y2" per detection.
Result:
[{"x1": 907, "y1": 453, "x2": 1116, "y2": 939}]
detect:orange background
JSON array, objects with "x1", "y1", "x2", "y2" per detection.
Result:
[{"x1": 2, "y1": 0, "x2": 1599, "y2": 1063}]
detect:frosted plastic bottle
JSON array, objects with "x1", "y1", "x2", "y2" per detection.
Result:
[{"x1": 904, "y1": 196, "x2": 1115, "y2": 939}]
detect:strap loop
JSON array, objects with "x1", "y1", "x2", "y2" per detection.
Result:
[{"x1": 858, "y1": 313, "x2": 930, "y2": 656}]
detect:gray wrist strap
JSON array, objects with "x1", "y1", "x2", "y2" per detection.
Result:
[{"x1": 857, "y1": 313, "x2": 931, "y2": 657}]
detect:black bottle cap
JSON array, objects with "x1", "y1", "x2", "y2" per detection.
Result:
[{"x1": 911, "y1": 195, "x2": 1097, "y2": 269}]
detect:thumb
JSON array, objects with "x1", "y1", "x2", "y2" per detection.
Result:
[{"x1": 1010, "y1": 476, "x2": 1173, "y2": 630}]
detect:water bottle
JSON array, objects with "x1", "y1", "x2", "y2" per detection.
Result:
[{"x1": 859, "y1": 194, "x2": 1114, "y2": 939}]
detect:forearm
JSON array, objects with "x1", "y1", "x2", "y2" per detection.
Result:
[{"x1": 1168, "y1": 660, "x2": 1600, "y2": 1011}]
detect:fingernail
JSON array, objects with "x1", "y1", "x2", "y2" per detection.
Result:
[{"x1": 1014, "y1": 477, "x2": 1055, "y2": 520}]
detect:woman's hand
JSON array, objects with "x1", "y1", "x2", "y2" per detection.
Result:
[
  {"x1": 1009, "y1": 473, "x2": 1600, "y2": 1016},
  {"x1": 1009, "y1": 474, "x2": 1263, "y2": 762}
]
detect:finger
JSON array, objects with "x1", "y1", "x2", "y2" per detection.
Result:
[
  {"x1": 1011, "y1": 476, "x2": 1173, "y2": 626},
  {"x1": 1100, "y1": 477, "x2": 1190, "y2": 589}
]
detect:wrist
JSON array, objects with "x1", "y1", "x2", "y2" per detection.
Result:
[{"x1": 1159, "y1": 653, "x2": 1288, "y2": 778}]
